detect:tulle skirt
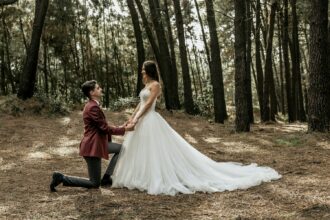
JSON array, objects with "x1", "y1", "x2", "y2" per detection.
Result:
[{"x1": 112, "y1": 111, "x2": 281, "y2": 196}]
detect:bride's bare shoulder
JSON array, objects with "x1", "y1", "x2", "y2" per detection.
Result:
[{"x1": 151, "y1": 81, "x2": 161, "y2": 89}]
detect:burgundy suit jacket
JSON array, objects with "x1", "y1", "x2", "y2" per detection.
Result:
[{"x1": 79, "y1": 100, "x2": 125, "y2": 160}]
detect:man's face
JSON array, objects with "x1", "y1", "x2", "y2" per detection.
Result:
[{"x1": 90, "y1": 83, "x2": 103, "y2": 99}]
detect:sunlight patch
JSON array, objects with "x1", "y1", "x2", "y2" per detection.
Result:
[
  {"x1": 316, "y1": 141, "x2": 330, "y2": 150},
  {"x1": 28, "y1": 151, "x2": 51, "y2": 159},
  {"x1": 0, "y1": 162, "x2": 16, "y2": 170},
  {"x1": 59, "y1": 117, "x2": 71, "y2": 125},
  {"x1": 203, "y1": 137, "x2": 221, "y2": 143},
  {"x1": 0, "y1": 205, "x2": 10, "y2": 215},
  {"x1": 221, "y1": 141, "x2": 261, "y2": 153},
  {"x1": 57, "y1": 137, "x2": 80, "y2": 147},
  {"x1": 184, "y1": 134, "x2": 198, "y2": 144},
  {"x1": 51, "y1": 146, "x2": 77, "y2": 156},
  {"x1": 32, "y1": 141, "x2": 45, "y2": 149},
  {"x1": 192, "y1": 127, "x2": 202, "y2": 132},
  {"x1": 279, "y1": 124, "x2": 307, "y2": 132},
  {"x1": 101, "y1": 188, "x2": 115, "y2": 196}
]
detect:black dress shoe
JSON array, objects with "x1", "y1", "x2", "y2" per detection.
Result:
[
  {"x1": 100, "y1": 177, "x2": 112, "y2": 187},
  {"x1": 50, "y1": 172, "x2": 64, "y2": 192}
]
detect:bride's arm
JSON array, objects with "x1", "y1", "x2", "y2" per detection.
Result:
[
  {"x1": 133, "y1": 83, "x2": 160, "y2": 124},
  {"x1": 128, "y1": 102, "x2": 141, "y2": 122}
]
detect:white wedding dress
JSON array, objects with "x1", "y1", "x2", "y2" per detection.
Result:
[{"x1": 112, "y1": 87, "x2": 281, "y2": 195}]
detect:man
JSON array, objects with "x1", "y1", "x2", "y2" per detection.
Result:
[{"x1": 50, "y1": 80, "x2": 134, "y2": 191}]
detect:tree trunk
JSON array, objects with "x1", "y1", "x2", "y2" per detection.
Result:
[
  {"x1": 0, "y1": 36, "x2": 6, "y2": 95},
  {"x1": 17, "y1": 0, "x2": 49, "y2": 100},
  {"x1": 205, "y1": 0, "x2": 227, "y2": 123},
  {"x1": 192, "y1": 44, "x2": 204, "y2": 97},
  {"x1": 42, "y1": 40, "x2": 49, "y2": 95},
  {"x1": 290, "y1": 0, "x2": 306, "y2": 121},
  {"x1": 282, "y1": 0, "x2": 293, "y2": 122},
  {"x1": 245, "y1": 0, "x2": 254, "y2": 123},
  {"x1": 262, "y1": 1, "x2": 277, "y2": 122},
  {"x1": 172, "y1": 0, "x2": 196, "y2": 114},
  {"x1": 134, "y1": 0, "x2": 174, "y2": 109},
  {"x1": 193, "y1": 0, "x2": 211, "y2": 68},
  {"x1": 254, "y1": 0, "x2": 264, "y2": 119},
  {"x1": 164, "y1": 0, "x2": 179, "y2": 94},
  {"x1": 307, "y1": 0, "x2": 329, "y2": 132},
  {"x1": 278, "y1": 11, "x2": 285, "y2": 115},
  {"x1": 147, "y1": 0, "x2": 180, "y2": 109},
  {"x1": 127, "y1": 0, "x2": 145, "y2": 96},
  {"x1": 234, "y1": 0, "x2": 250, "y2": 132},
  {"x1": 2, "y1": 15, "x2": 15, "y2": 93}
]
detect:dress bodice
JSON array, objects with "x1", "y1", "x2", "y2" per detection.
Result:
[{"x1": 139, "y1": 87, "x2": 156, "y2": 112}]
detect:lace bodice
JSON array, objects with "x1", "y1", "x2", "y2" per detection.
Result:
[{"x1": 139, "y1": 87, "x2": 157, "y2": 112}]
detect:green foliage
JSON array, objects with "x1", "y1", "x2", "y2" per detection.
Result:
[{"x1": 33, "y1": 91, "x2": 70, "y2": 116}]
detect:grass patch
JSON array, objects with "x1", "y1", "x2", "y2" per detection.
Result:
[{"x1": 274, "y1": 136, "x2": 302, "y2": 147}]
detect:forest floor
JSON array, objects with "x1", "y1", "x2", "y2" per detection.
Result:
[{"x1": 0, "y1": 99, "x2": 330, "y2": 219}]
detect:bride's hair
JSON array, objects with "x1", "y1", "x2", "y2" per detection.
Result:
[{"x1": 143, "y1": 60, "x2": 160, "y2": 82}]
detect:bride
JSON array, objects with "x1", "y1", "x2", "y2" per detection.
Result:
[{"x1": 112, "y1": 60, "x2": 281, "y2": 196}]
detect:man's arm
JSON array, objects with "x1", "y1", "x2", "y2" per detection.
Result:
[{"x1": 89, "y1": 106, "x2": 110, "y2": 134}]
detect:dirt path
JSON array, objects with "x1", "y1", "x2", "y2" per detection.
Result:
[{"x1": 0, "y1": 109, "x2": 329, "y2": 219}]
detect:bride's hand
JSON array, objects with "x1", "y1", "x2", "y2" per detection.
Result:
[{"x1": 132, "y1": 118, "x2": 138, "y2": 125}]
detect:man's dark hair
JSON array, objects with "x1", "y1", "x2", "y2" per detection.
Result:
[{"x1": 82, "y1": 80, "x2": 97, "y2": 99}]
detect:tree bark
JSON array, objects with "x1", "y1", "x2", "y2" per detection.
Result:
[
  {"x1": 254, "y1": 0, "x2": 264, "y2": 119},
  {"x1": 172, "y1": 0, "x2": 196, "y2": 114},
  {"x1": 193, "y1": 0, "x2": 211, "y2": 68},
  {"x1": 262, "y1": 1, "x2": 277, "y2": 122},
  {"x1": 127, "y1": 0, "x2": 145, "y2": 96},
  {"x1": 245, "y1": 0, "x2": 254, "y2": 123},
  {"x1": 205, "y1": 0, "x2": 227, "y2": 123},
  {"x1": 150, "y1": 0, "x2": 180, "y2": 109},
  {"x1": 307, "y1": 0, "x2": 329, "y2": 132},
  {"x1": 17, "y1": 0, "x2": 49, "y2": 100},
  {"x1": 234, "y1": 0, "x2": 250, "y2": 132},
  {"x1": 282, "y1": 0, "x2": 293, "y2": 122},
  {"x1": 134, "y1": 0, "x2": 177, "y2": 109},
  {"x1": 278, "y1": 11, "x2": 285, "y2": 114},
  {"x1": 164, "y1": 0, "x2": 179, "y2": 94},
  {"x1": 290, "y1": 0, "x2": 306, "y2": 121}
]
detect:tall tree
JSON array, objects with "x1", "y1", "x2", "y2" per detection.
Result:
[
  {"x1": 205, "y1": 0, "x2": 227, "y2": 123},
  {"x1": 193, "y1": 0, "x2": 211, "y2": 68},
  {"x1": 282, "y1": 0, "x2": 293, "y2": 121},
  {"x1": 17, "y1": 0, "x2": 49, "y2": 100},
  {"x1": 147, "y1": 0, "x2": 180, "y2": 109},
  {"x1": 254, "y1": 0, "x2": 264, "y2": 117},
  {"x1": 172, "y1": 0, "x2": 196, "y2": 114},
  {"x1": 290, "y1": 0, "x2": 306, "y2": 121},
  {"x1": 245, "y1": 0, "x2": 254, "y2": 123},
  {"x1": 234, "y1": 0, "x2": 250, "y2": 132},
  {"x1": 262, "y1": 0, "x2": 277, "y2": 122},
  {"x1": 307, "y1": 0, "x2": 329, "y2": 132},
  {"x1": 127, "y1": 0, "x2": 145, "y2": 96},
  {"x1": 163, "y1": 0, "x2": 178, "y2": 92}
]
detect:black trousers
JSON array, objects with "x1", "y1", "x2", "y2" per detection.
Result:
[{"x1": 62, "y1": 142, "x2": 122, "y2": 188}]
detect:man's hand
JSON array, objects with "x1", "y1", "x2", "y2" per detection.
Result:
[{"x1": 125, "y1": 123, "x2": 135, "y2": 131}]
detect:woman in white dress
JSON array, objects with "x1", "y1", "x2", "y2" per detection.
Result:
[{"x1": 112, "y1": 60, "x2": 281, "y2": 196}]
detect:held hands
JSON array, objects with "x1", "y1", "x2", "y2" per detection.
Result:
[{"x1": 125, "y1": 122, "x2": 135, "y2": 131}]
